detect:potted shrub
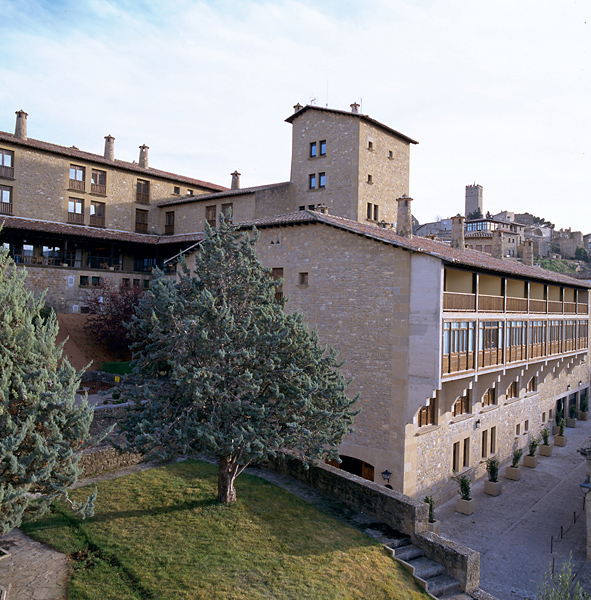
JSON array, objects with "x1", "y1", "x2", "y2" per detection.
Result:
[
  {"x1": 424, "y1": 495, "x2": 440, "y2": 534},
  {"x1": 524, "y1": 436, "x2": 540, "y2": 468},
  {"x1": 484, "y1": 457, "x2": 502, "y2": 496},
  {"x1": 580, "y1": 395, "x2": 589, "y2": 421},
  {"x1": 566, "y1": 403, "x2": 577, "y2": 428},
  {"x1": 553, "y1": 411, "x2": 563, "y2": 435},
  {"x1": 555, "y1": 418, "x2": 567, "y2": 447},
  {"x1": 505, "y1": 448, "x2": 523, "y2": 480},
  {"x1": 453, "y1": 472, "x2": 474, "y2": 515},
  {"x1": 539, "y1": 426, "x2": 553, "y2": 457}
]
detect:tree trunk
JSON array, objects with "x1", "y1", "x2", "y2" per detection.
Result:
[{"x1": 218, "y1": 456, "x2": 239, "y2": 503}]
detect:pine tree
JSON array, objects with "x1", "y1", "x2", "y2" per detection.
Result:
[
  {"x1": 122, "y1": 219, "x2": 359, "y2": 503},
  {"x1": 0, "y1": 248, "x2": 96, "y2": 534}
]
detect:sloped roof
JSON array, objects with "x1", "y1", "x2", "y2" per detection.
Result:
[
  {"x1": 285, "y1": 105, "x2": 419, "y2": 145},
  {"x1": 0, "y1": 131, "x2": 227, "y2": 192},
  {"x1": 158, "y1": 182, "x2": 291, "y2": 207},
  {"x1": 242, "y1": 211, "x2": 590, "y2": 289}
]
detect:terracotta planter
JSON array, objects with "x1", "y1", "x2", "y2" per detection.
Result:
[
  {"x1": 523, "y1": 455, "x2": 538, "y2": 468},
  {"x1": 484, "y1": 480, "x2": 502, "y2": 496},
  {"x1": 539, "y1": 444, "x2": 553, "y2": 457},
  {"x1": 566, "y1": 418, "x2": 577, "y2": 428},
  {"x1": 456, "y1": 498, "x2": 475, "y2": 515},
  {"x1": 554, "y1": 435, "x2": 567, "y2": 447},
  {"x1": 505, "y1": 465, "x2": 521, "y2": 480},
  {"x1": 428, "y1": 520, "x2": 441, "y2": 535},
  {"x1": 579, "y1": 412, "x2": 588, "y2": 421}
]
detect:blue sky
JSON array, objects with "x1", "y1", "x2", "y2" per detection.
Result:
[{"x1": 1, "y1": 0, "x2": 589, "y2": 232}]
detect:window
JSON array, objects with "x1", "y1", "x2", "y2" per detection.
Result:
[
  {"x1": 133, "y1": 279, "x2": 140, "y2": 288},
  {"x1": 122, "y1": 278, "x2": 130, "y2": 288},
  {"x1": 452, "y1": 442, "x2": 460, "y2": 472},
  {"x1": 482, "y1": 387, "x2": 496, "y2": 407},
  {"x1": 165, "y1": 211, "x2": 175, "y2": 235},
  {"x1": 310, "y1": 142, "x2": 317, "y2": 158},
  {"x1": 79, "y1": 275, "x2": 89, "y2": 287},
  {"x1": 221, "y1": 203, "x2": 233, "y2": 224},
  {"x1": 453, "y1": 392, "x2": 471, "y2": 417},
  {"x1": 388, "y1": 150, "x2": 393, "y2": 159},
  {"x1": 442, "y1": 321, "x2": 476, "y2": 374},
  {"x1": 91, "y1": 169, "x2": 106, "y2": 194},
  {"x1": 143, "y1": 279, "x2": 150, "y2": 289},
  {"x1": 135, "y1": 209, "x2": 148, "y2": 233},
  {"x1": 187, "y1": 189, "x2": 193, "y2": 196},
  {"x1": 418, "y1": 400, "x2": 436, "y2": 427},
  {"x1": 463, "y1": 437, "x2": 470, "y2": 468},
  {"x1": 516, "y1": 423, "x2": 521, "y2": 436},
  {"x1": 490, "y1": 426, "x2": 497, "y2": 454},
  {"x1": 69, "y1": 165, "x2": 85, "y2": 191},
  {"x1": 368, "y1": 141, "x2": 374, "y2": 150},
  {"x1": 271, "y1": 268, "x2": 283, "y2": 302},
  {"x1": 524, "y1": 419, "x2": 529, "y2": 433},
  {"x1": 319, "y1": 172, "x2": 326, "y2": 188},
  {"x1": 478, "y1": 321, "x2": 503, "y2": 367},
  {"x1": 68, "y1": 198, "x2": 84, "y2": 224},
  {"x1": 367, "y1": 202, "x2": 372, "y2": 220},
  {"x1": 320, "y1": 140, "x2": 326, "y2": 156},
  {"x1": 90, "y1": 201, "x2": 105, "y2": 227},
  {"x1": 506, "y1": 321, "x2": 527, "y2": 363},
  {"x1": 527, "y1": 376, "x2": 537, "y2": 393},
  {"x1": 367, "y1": 174, "x2": 373, "y2": 184},
  {"x1": 0, "y1": 149, "x2": 14, "y2": 178},
  {"x1": 481, "y1": 430, "x2": 488, "y2": 458},
  {"x1": 298, "y1": 205, "x2": 305, "y2": 211},
  {"x1": 309, "y1": 174, "x2": 316, "y2": 189},
  {"x1": 308, "y1": 204, "x2": 315, "y2": 210},
  {"x1": 542, "y1": 411, "x2": 546, "y2": 423},
  {"x1": 136, "y1": 179, "x2": 150, "y2": 204},
  {"x1": 529, "y1": 321, "x2": 547, "y2": 359},
  {"x1": 173, "y1": 186, "x2": 180, "y2": 195},
  {"x1": 0, "y1": 185, "x2": 12, "y2": 214},
  {"x1": 373, "y1": 204, "x2": 379, "y2": 221},
  {"x1": 299, "y1": 272, "x2": 308, "y2": 286},
  {"x1": 507, "y1": 380, "x2": 519, "y2": 399},
  {"x1": 91, "y1": 276, "x2": 101, "y2": 287},
  {"x1": 206, "y1": 205, "x2": 217, "y2": 228}
]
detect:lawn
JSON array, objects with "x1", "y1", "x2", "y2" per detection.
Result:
[{"x1": 22, "y1": 460, "x2": 428, "y2": 600}]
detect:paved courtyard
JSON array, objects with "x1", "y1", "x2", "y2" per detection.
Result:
[{"x1": 437, "y1": 418, "x2": 591, "y2": 600}]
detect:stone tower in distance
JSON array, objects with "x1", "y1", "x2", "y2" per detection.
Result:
[{"x1": 465, "y1": 183, "x2": 483, "y2": 217}]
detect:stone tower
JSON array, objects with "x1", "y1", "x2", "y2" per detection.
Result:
[{"x1": 465, "y1": 184, "x2": 483, "y2": 218}]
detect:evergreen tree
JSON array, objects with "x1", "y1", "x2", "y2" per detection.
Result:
[
  {"x1": 0, "y1": 248, "x2": 96, "y2": 534},
  {"x1": 122, "y1": 219, "x2": 359, "y2": 503},
  {"x1": 537, "y1": 555, "x2": 590, "y2": 599}
]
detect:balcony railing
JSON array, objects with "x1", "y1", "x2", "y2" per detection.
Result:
[
  {"x1": 0, "y1": 202, "x2": 12, "y2": 215},
  {"x1": 443, "y1": 292, "x2": 476, "y2": 311},
  {"x1": 506, "y1": 297, "x2": 527, "y2": 313},
  {"x1": 529, "y1": 299, "x2": 546, "y2": 313},
  {"x1": 564, "y1": 302, "x2": 577, "y2": 314},
  {"x1": 579, "y1": 304, "x2": 589, "y2": 315},
  {"x1": 478, "y1": 294, "x2": 504, "y2": 312},
  {"x1": 136, "y1": 192, "x2": 150, "y2": 204},
  {"x1": 89, "y1": 215, "x2": 105, "y2": 227},
  {"x1": 0, "y1": 165, "x2": 14, "y2": 178},
  {"x1": 91, "y1": 183, "x2": 106, "y2": 195},
  {"x1": 67, "y1": 212, "x2": 84, "y2": 224},
  {"x1": 69, "y1": 179, "x2": 85, "y2": 191},
  {"x1": 164, "y1": 224, "x2": 175, "y2": 235},
  {"x1": 548, "y1": 301, "x2": 563, "y2": 314},
  {"x1": 135, "y1": 222, "x2": 148, "y2": 233}
]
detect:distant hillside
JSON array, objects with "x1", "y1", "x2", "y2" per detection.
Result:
[{"x1": 537, "y1": 258, "x2": 591, "y2": 280}]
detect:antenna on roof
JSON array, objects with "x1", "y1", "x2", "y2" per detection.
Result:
[{"x1": 360, "y1": 98, "x2": 363, "y2": 114}]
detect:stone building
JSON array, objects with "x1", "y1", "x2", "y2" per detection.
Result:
[{"x1": 1, "y1": 105, "x2": 589, "y2": 502}]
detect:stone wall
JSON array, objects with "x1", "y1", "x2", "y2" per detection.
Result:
[{"x1": 79, "y1": 447, "x2": 143, "y2": 477}]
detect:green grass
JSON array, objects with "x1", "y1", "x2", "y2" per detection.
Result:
[
  {"x1": 101, "y1": 361, "x2": 133, "y2": 374},
  {"x1": 538, "y1": 258, "x2": 578, "y2": 274},
  {"x1": 23, "y1": 461, "x2": 428, "y2": 600}
]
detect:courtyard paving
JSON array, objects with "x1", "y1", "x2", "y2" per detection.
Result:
[{"x1": 437, "y1": 417, "x2": 591, "y2": 600}]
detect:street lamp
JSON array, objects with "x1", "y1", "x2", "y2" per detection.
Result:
[
  {"x1": 381, "y1": 469, "x2": 392, "y2": 484},
  {"x1": 579, "y1": 476, "x2": 591, "y2": 510}
]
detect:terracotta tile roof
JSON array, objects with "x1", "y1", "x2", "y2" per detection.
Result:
[
  {"x1": 0, "y1": 131, "x2": 227, "y2": 192},
  {"x1": 285, "y1": 105, "x2": 419, "y2": 145},
  {"x1": 0, "y1": 215, "x2": 204, "y2": 245},
  {"x1": 158, "y1": 182, "x2": 291, "y2": 207},
  {"x1": 243, "y1": 211, "x2": 591, "y2": 288}
]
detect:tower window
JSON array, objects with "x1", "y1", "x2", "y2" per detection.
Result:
[
  {"x1": 309, "y1": 174, "x2": 316, "y2": 189},
  {"x1": 320, "y1": 140, "x2": 326, "y2": 155},
  {"x1": 310, "y1": 142, "x2": 317, "y2": 158}
]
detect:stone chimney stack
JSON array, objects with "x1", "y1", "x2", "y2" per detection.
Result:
[
  {"x1": 104, "y1": 135, "x2": 115, "y2": 160},
  {"x1": 350, "y1": 102, "x2": 360, "y2": 114},
  {"x1": 138, "y1": 144, "x2": 149, "y2": 169},
  {"x1": 316, "y1": 203, "x2": 328, "y2": 214},
  {"x1": 15, "y1": 110, "x2": 28, "y2": 140},
  {"x1": 293, "y1": 103, "x2": 303, "y2": 112},
  {"x1": 451, "y1": 214, "x2": 465, "y2": 249},
  {"x1": 231, "y1": 171, "x2": 241, "y2": 190},
  {"x1": 492, "y1": 229, "x2": 505, "y2": 259},
  {"x1": 522, "y1": 240, "x2": 534, "y2": 266},
  {"x1": 396, "y1": 195, "x2": 413, "y2": 239}
]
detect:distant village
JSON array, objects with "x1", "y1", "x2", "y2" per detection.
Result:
[{"x1": 414, "y1": 184, "x2": 591, "y2": 278}]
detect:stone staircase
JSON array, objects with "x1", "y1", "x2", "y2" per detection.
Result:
[{"x1": 385, "y1": 539, "x2": 472, "y2": 600}]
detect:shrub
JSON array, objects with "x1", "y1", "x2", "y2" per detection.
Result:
[
  {"x1": 511, "y1": 448, "x2": 523, "y2": 468},
  {"x1": 582, "y1": 395, "x2": 589, "y2": 413},
  {"x1": 569, "y1": 402, "x2": 577, "y2": 419},
  {"x1": 541, "y1": 427, "x2": 550, "y2": 446},
  {"x1": 423, "y1": 496, "x2": 435, "y2": 523},
  {"x1": 102, "y1": 361, "x2": 133, "y2": 375},
  {"x1": 486, "y1": 457, "x2": 499, "y2": 483},
  {"x1": 528, "y1": 437, "x2": 541, "y2": 457},
  {"x1": 452, "y1": 472, "x2": 471, "y2": 501},
  {"x1": 559, "y1": 418, "x2": 566, "y2": 437}
]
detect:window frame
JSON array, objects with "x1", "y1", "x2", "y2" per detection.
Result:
[
  {"x1": 319, "y1": 140, "x2": 326, "y2": 156},
  {"x1": 91, "y1": 169, "x2": 107, "y2": 195},
  {"x1": 0, "y1": 185, "x2": 12, "y2": 214},
  {"x1": 0, "y1": 149, "x2": 14, "y2": 178},
  {"x1": 310, "y1": 142, "x2": 317, "y2": 158},
  {"x1": 318, "y1": 172, "x2": 326, "y2": 188},
  {"x1": 136, "y1": 179, "x2": 150, "y2": 204},
  {"x1": 309, "y1": 174, "x2": 316, "y2": 190},
  {"x1": 89, "y1": 200, "x2": 105, "y2": 227},
  {"x1": 69, "y1": 165, "x2": 86, "y2": 191},
  {"x1": 206, "y1": 205, "x2": 217, "y2": 228},
  {"x1": 135, "y1": 208, "x2": 149, "y2": 233},
  {"x1": 68, "y1": 197, "x2": 84, "y2": 224}
]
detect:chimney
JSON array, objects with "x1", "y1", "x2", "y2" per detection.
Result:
[
  {"x1": 231, "y1": 171, "x2": 241, "y2": 190},
  {"x1": 316, "y1": 203, "x2": 328, "y2": 214},
  {"x1": 492, "y1": 229, "x2": 505, "y2": 259},
  {"x1": 396, "y1": 195, "x2": 413, "y2": 239},
  {"x1": 350, "y1": 102, "x2": 360, "y2": 114},
  {"x1": 15, "y1": 110, "x2": 28, "y2": 140},
  {"x1": 104, "y1": 135, "x2": 115, "y2": 160},
  {"x1": 293, "y1": 103, "x2": 303, "y2": 112},
  {"x1": 451, "y1": 214, "x2": 465, "y2": 249},
  {"x1": 523, "y1": 240, "x2": 534, "y2": 266},
  {"x1": 138, "y1": 144, "x2": 149, "y2": 169}
]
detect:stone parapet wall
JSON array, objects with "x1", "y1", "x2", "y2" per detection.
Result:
[{"x1": 79, "y1": 447, "x2": 143, "y2": 477}]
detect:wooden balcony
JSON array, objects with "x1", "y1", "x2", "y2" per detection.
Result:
[
  {"x1": 0, "y1": 165, "x2": 14, "y2": 179},
  {"x1": 564, "y1": 302, "x2": 577, "y2": 314},
  {"x1": 579, "y1": 304, "x2": 589, "y2": 315},
  {"x1": 67, "y1": 212, "x2": 84, "y2": 224},
  {"x1": 91, "y1": 183, "x2": 106, "y2": 195},
  {"x1": 135, "y1": 223, "x2": 148, "y2": 233},
  {"x1": 89, "y1": 215, "x2": 105, "y2": 227},
  {"x1": 136, "y1": 192, "x2": 150, "y2": 204},
  {"x1": 548, "y1": 301, "x2": 563, "y2": 314},
  {"x1": 529, "y1": 299, "x2": 546, "y2": 313},
  {"x1": 69, "y1": 179, "x2": 85, "y2": 192},
  {"x1": 0, "y1": 202, "x2": 12, "y2": 215},
  {"x1": 443, "y1": 292, "x2": 476, "y2": 311},
  {"x1": 478, "y1": 294, "x2": 504, "y2": 312},
  {"x1": 164, "y1": 224, "x2": 175, "y2": 235},
  {"x1": 506, "y1": 297, "x2": 527, "y2": 313}
]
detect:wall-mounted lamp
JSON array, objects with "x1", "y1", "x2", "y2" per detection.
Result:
[
  {"x1": 567, "y1": 385, "x2": 571, "y2": 391},
  {"x1": 580, "y1": 476, "x2": 591, "y2": 510},
  {"x1": 475, "y1": 419, "x2": 482, "y2": 429},
  {"x1": 580, "y1": 381, "x2": 583, "y2": 387},
  {"x1": 381, "y1": 470, "x2": 392, "y2": 483}
]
